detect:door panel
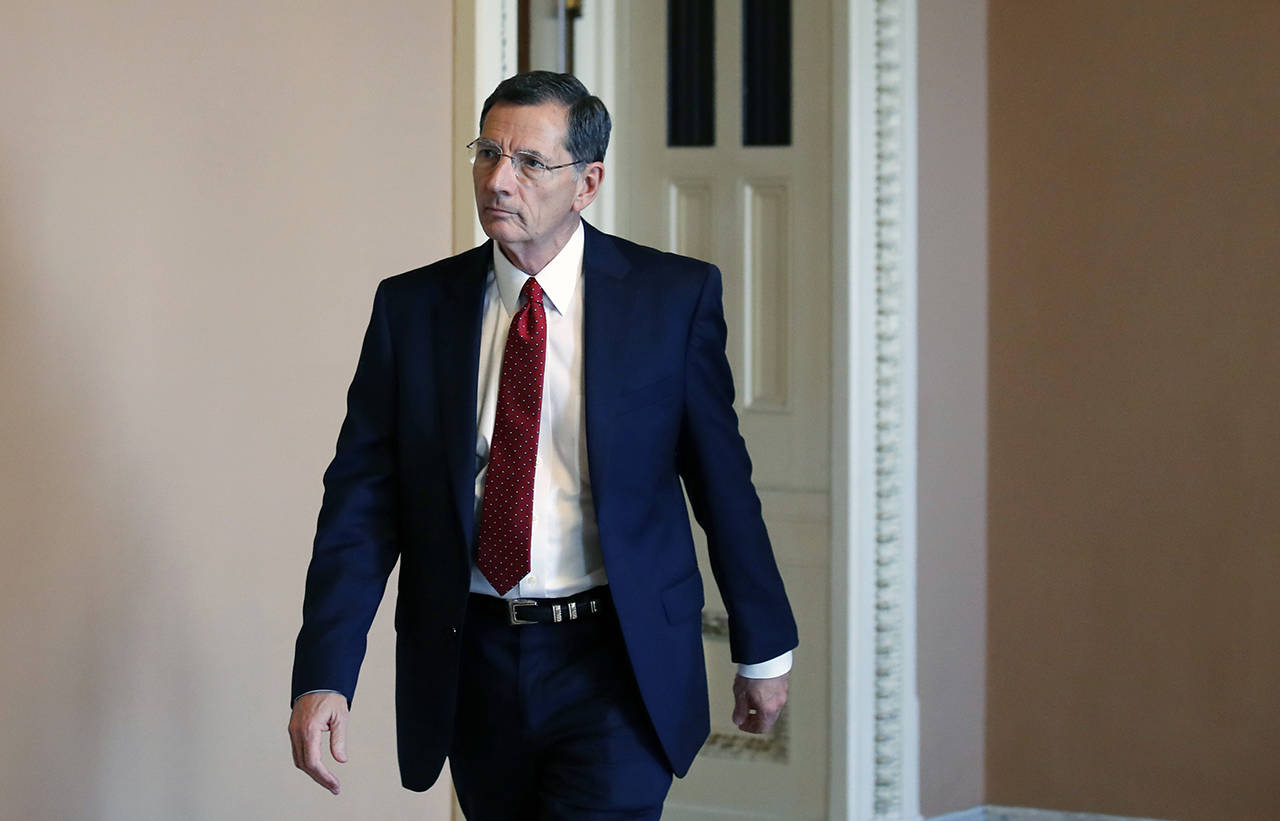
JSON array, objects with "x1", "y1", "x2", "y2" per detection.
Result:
[{"x1": 614, "y1": 2, "x2": 832, "y2": 818}]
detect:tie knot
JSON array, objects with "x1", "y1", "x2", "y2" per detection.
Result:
[{"x1": 521, "y1": 277, "x2": 543, "y2": 305}]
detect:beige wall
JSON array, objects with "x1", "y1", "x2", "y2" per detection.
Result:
[
  {"x1": 987, "y1": 2, "x2": 1280, "y2": 820},
  {"x1": 0, "y1": 2, "x2": 454, "y2": 819},
  {"x1": 917, "y1": 0, "x2": 989, "y2": 816}
]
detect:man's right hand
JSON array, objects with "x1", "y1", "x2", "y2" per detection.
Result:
[{"x1": 288, "y1": 692, "x2": 350, "y2": 795}]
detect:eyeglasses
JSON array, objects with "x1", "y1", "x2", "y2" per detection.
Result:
[{"x1": 466, "y1": 138, "x2": 584, "y2": 183}]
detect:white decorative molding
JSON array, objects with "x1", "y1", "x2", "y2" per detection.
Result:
[
  {"x1": 986, "y1": 808, "x2": 1175, "y2": 821},
  {"x1": 870, "y1": 0, "x2": 917, "y2": 816},
  {"x1": 831, "y1": 0, "x2": 919, "y2": 819},
  {"x1": 927, "y1": 809, "x2": 986, "y2": 821},
  {"x1": 927, "y1": 807, "x2": 1176, "y2": 821}
]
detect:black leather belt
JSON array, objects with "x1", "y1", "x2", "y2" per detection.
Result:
[{"x1": 469, "y1": 587, "x2": 612, "y2": 626}]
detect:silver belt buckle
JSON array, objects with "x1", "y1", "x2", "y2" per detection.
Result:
[{"x1": 507, "y1": 598, "x2": 538, "y2": 626}]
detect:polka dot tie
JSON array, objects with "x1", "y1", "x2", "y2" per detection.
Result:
[{"x1": 476, "y1": 277, "x2": 547, "y2": 595}]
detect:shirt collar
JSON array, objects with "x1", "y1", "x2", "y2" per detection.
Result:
[{"x1": 492, "y1": 221, "x2": 585, "y2": 317}]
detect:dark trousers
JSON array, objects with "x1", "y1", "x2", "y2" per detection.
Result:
[{"x1": 449, "y1": 594, "x2": 674, "y2": 820}]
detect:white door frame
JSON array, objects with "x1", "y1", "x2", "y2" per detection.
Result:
[{"x1": 452, "y1": 3, "x2": 921, "y2": 818}]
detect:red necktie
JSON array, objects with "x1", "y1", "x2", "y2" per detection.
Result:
[{"x1": 476, "y1": 277, "x2": 547, "y2": 595}]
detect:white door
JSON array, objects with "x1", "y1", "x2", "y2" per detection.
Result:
[{"x1": 609, "y1": 3, "x2": 833, "y2": 818}]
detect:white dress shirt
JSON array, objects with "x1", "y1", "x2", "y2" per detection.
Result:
[
  {"x1": 468, "y1": 222, "x2": 791, "y2": 680},
  {"x1": 469, "y1": 222, "x2": 605, "y2": 599}
]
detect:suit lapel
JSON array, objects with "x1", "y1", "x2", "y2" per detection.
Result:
[
  {"x1": 582, "y1": 223, "x2": 634, "y2": 503},
  {"x1": 433, "y1": 241, "x2": 491, "y2": 553}
]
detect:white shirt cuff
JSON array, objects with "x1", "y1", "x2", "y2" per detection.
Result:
[
  {"x1": 293, "y1": 688, "x2": 342, "y2": 706},
  {"x1": 736, "y1": 650, "x2": 793, "y2": 679}
]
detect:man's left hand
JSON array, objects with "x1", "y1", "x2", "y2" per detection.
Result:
[{"x1": 731, "y1": 672, "x2": 789, "y2": 734}]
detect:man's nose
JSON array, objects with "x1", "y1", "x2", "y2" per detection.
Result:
[{"x1": 480, "y1": 155, "x2": 519, "y2": 193}]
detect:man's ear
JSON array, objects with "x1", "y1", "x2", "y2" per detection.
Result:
[{"x1": 572, "y1": 162, "x2": 605, "y2": 213}]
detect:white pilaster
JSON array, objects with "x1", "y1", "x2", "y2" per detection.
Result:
[{"x1": 830, "y1": 0, "x2": 920, "y2": 819}]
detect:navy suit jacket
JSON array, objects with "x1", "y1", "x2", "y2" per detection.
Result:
[{"x1": 292, "y1": 222, "x2": 798, "y2": 789}]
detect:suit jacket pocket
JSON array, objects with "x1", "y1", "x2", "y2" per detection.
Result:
[{"x1": 661, "y1": 570, "x2": 705, "y2": 625}]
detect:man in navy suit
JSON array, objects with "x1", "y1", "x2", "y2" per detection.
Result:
[{"x1": 289, "y1": 71, "x2": 797, "y2": 819}]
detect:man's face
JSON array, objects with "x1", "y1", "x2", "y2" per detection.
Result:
[{"x1": 472, "y1": 101, "x2": 602, "y2": 271}]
